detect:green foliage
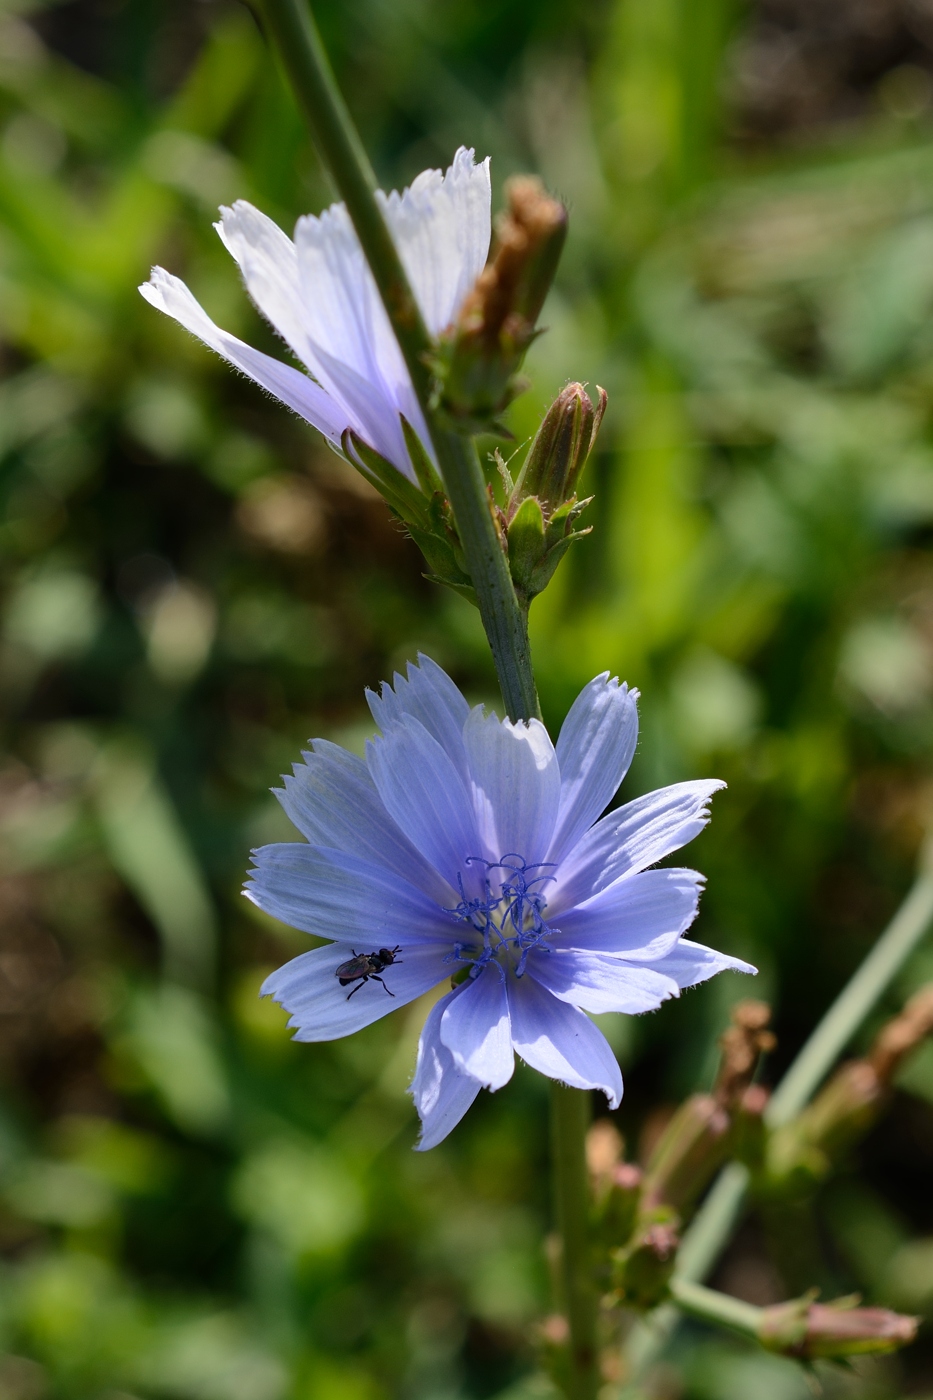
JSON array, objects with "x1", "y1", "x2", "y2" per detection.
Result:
[{"x1": 2, "y1": 0, "x2": 933, "y2": 1396}]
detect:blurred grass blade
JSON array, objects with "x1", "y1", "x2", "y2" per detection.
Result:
[{"x1": 91, "y1": 737, "x2": 217, "y2": 992}]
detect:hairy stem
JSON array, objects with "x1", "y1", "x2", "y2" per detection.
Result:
[
  {"x1": 259, "y1": 0, "x2": 538, "y2": 722},
  {"x1": 624, "y1": 855, "x2": 933, "y2": 1383},
  {"x1": 551, "y1": 1082, "x2": 599, "y2": 1400}
]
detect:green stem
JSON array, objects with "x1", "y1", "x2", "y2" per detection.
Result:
[
  {"x1": 259, "y1": 0, "x2": 433, "y2": 406},
  {"x1": 259, "y1": 0, "x2": 538, "y2": 722},
  {"x1": 766, "y1": 861, "x2": 933, "y2": 1127},
  {"x1": 667, "y1": 1277, "x2": 761, "y2": 1340},
  {"x1": 551, "y1": 1082, "x2": 599, "y2": 1400},
  {"x1": 435, "y1": 432, "x2": 539, "y2": 721},
  {"x1": 624, "y1": 857, "x2": 933, "y2": 1384}
]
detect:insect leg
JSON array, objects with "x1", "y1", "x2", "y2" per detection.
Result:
[
  {"x1": 345, "y1": 977, "x2": 368, "y2": 1001},
  {"x1": 372, "y1": 976, "x2": 395, "y2": 997}
]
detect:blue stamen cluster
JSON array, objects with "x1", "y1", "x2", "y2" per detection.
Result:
[{"x1": 446, "y1": 855, "x2": 558, "y2": 979}]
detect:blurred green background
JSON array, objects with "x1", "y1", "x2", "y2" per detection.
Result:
[{"x1": 5, "y1": 0, "x2": 933, "y2": 1396}]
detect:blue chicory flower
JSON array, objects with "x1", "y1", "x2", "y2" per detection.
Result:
[
  {"x1": 139, "y1": 148, "x2": 491, "y2": 483},
  {"x1": 246, "y1": 657, "x2": 755, "y2": 1149}
]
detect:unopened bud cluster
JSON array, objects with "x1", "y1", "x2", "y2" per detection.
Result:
[
  {"x1": 346, "y1": 173, "x2": 603, "y2": 613},
  {"x1": 555, "y1": 993, "x2": 929, "y2": 1381}
]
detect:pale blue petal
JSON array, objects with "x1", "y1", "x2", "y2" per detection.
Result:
[
  {"x1": 366, "y1": 655, "x2": 470, "y2": 777},
  {"x1": 548, "y1": 675, "x2": 639, "y2": 864},
  {"x1": 379, "y1": 147, "x2": 491, "y2": 337},
  {"x1": 549, "y1": 780, "x2": 724, "y2": 914},
  {"x1": 276, "y1": 740, "x2": 453, "y2": 904},
  {"x1": 439, "y1": 966, "x2": 514, "y2": 1090},
  {"x1": 551, "y1": 868, "x2": 703, "y2": 958},
  {"x1": 651, "y1": 938, "x2": 757, "y2": 988},
  {"x1": 411, "y1": 989, "x2": 482, "y2": 1150},
  {"x1": 245, "y1": 843, "x2": 459, "y2": 944},
  {"x1": 294, "y1": 200, "x2": 405, "y2": 392},
  {"x1": 215, "y1": 200, "x2": 313, "y2": 372},
  {"x1": 366, "y1": 716, "x2": 484, "y2": 894},
  {"x1": 508, "y1": 975, "x2": 622, "y2": 1107},
  {"x1": 527, "y1": 948, "x2": 681, "y2": 1015},
  {"x1": 139, "y1": 270, "x2": 348, "y2": 444},
  {"x1": 462, "y1": 709, "x2": 560, "y2": 864},
  {"x1": 261, "y1": 941, "x2": 448, "y2": 1041}
]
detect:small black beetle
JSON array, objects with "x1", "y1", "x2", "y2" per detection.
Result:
[{"x1": 335, "y1": 946, "x2": 403, "y2": 999}]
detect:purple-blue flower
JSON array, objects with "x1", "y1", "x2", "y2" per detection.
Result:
[{"x1": 247, "y1": 657, "x2": 755, "y2": 1149}]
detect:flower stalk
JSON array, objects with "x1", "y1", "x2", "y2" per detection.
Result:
[
  {"x1": 259, "y1": 0, "x2": 539, "y2": 723},
  {"x1": 551, "y1": 1083, "x2": 599, "y2": 1400}
]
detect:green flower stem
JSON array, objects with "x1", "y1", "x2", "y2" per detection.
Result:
[
  {"x1": 436, "y1": 432, "x2": 540, "y2": 721},
  {"x1": 624, "y1": 852, "x2": 933, "y2": 1384},
  {"x1": 259, "y1": 0, "x2": 433, "y2": 405},
  {"x1": 551, "y1": 1082, "x2": 599, "y2": 1400},
  {"x1": 667, "y1": 1277, "x2": 761, "y2": 1340},
  {"x1": 766, "y1": 854, "x2": 933, "y2": 1127},
  {"x1": 259, "y1": 0, "x2": 539, "y2": 723}
]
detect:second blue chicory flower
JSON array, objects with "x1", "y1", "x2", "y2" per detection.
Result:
[{"x1": 247, "y1": 657, "x2": 754, "y2": 1148}]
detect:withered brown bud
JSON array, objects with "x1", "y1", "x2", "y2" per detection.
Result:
[
  {"x1": 437, "y1": 177, "x2": 568, "y2": 424},
  {"x1": 869, "y1": 982, "x2": 933, "y2": 1081},
  {"x1": 767, "y1": 984, "x2": 933, "y2": 1191},
  {"x1": 714, "y1": 1000, "x2": 775, "y2": 1109},
  {"x1": 459, "y1": 177, "x2": 567, "y2": 348}
]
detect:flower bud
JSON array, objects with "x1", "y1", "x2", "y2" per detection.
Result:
[
  {"x1": 640, "y1": 1094, "x2": 731, "y2": 1216},
  {"x1": 435, "y1": 177, "x2": 567, "y2": 425},
  {"x1": 714, "y1": 1000, "x2": 775, "y2": 1110},
  {"x1": 499, "y1": 383, "x2": 605, "y2": 607},
  {"x1": 463, "y1": 178, "x2": 567, "y2": 341},
  {"x1": 611, "y1": 1216, "x2": 680, "y2": 1310},
  {"x1": 758, "y1": 1295, "x2": 918, "y2": 1358},
  {"x1": 868, "y1": 981, "x2": 933, "y2": 1081},
  {"x1": 509, "y1": 383, "x2": 606, "y2": 517},
  {"x1": 594, "y1": 1162, "x2": 644, "y2": 1250}
]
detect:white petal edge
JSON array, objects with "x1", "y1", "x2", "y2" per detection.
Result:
[{"x1": 378, "y1": 146, "x2": 491, "y2": 336}]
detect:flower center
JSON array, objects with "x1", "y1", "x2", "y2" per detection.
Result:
[{"x1": 446, "y1": 854, "x2": 557, "y2": 980}]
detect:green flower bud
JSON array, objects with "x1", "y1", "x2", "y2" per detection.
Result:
[
  {"x1": 499, "y1": 383, "x2": 605, "y2": 606},
  {"x1": 758, "y1": 1294, "x2": 918, "y2": 1359},
  {"x1": 509, "y1": 382, "x2": 606, "y2": 515}
]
